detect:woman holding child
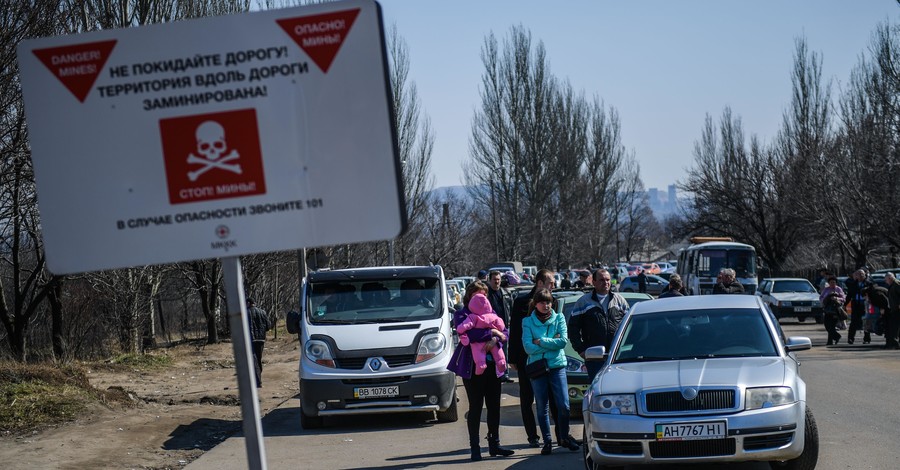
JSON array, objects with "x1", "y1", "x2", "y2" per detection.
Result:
[{"x1": 446, "y1": 280, "x2": 514, "y2": 461}]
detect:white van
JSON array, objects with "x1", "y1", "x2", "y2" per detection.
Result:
[{"x1": 297, "y1": 265, "x2": 458, "y2": 428}]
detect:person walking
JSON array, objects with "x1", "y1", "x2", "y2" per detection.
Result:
[
  {"x1": 864, "y1": 285, "x2": 890, "y2": 342},
  {"x1": 820, "y1": 276, "x2": 846, "y2": 345},
  {"x1": 845, "y1": 269, "x2": 874, "y2": 344},
  {"x1": 509, "y1": 269, "x2": 560, "y2": 448},
  {"x1": 447, "y1": 281, "x2": 514, "y2": 461},
  {"x1": 246, "y1": 298, "x2": 272, "y2": 388},
  {"x1": 522, "y1": 288, "x2": 581, "y2": 455},
  {"x1": 568, "y1": 269, "x2": 629, "y2": 380},
  {"x1": 885, "y1": 273, "x2": 900, "y2": 350}
]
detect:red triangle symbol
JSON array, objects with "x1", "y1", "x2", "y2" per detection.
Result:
[
  {"x1": 32, "y1": 40, "x2": 117, "y2": 103},
  {"x1": 277, "y1": 9, "x2": 360, "y2": 74}
]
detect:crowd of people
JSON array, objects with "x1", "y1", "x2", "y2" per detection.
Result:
[{"x1": 447, "y1": 263, "x2": 900, "y2": 460}]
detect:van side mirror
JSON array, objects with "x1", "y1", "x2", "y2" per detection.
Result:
[{"x1": 286, "y1": 310, "x2": 301, "y2": 335}]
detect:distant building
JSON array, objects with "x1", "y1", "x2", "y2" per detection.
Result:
[{"x1": 647, "y1": 185, "x2": 680, "y2": 218}]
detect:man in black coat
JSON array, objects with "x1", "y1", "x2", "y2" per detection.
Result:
[
  {"x1": 845, "y1": 269, "x2": 874, "y2": 344},
  {"x1": 712, "y1": 268, "x2": 745, "y2": 294},
  {"x1": 486, "y1": 270, "x2": 513, "y2": 383}
]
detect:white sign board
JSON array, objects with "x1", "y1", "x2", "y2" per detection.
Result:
[{"x1": 17, "y1": 0, "x2": 404, "y2": 274}]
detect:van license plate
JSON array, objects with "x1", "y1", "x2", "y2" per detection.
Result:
[
  {"x1": 795, "y1": 307, "x2": 811, "y2": 312},
  {"x1": 354, "y1": 385, "x2": 399, "y2": 399},
  {"x1": 656, "y1": 421, "x2": 726, "y2": 441}
]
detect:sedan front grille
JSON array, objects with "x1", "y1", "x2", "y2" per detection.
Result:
[
  {"x1": 649, "y1": 438, "x2": 735, "y2": 458},
  {"x1": 335, "y1": 354, "x2": 417, "y2": 370},
  {"x1": 645, "y1": 389, "x2": 736, "y2": 412}
]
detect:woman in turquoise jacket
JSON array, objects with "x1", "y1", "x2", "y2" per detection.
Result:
[{"x1": 522, "y1": 288, "x2": 580, "y2": 455}]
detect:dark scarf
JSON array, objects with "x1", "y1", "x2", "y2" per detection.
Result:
[{"x1": 536, "y1": 309, "x2": 552, "y2": 323}]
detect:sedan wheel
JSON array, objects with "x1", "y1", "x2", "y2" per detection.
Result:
[{"x1": 770, "y1": 406, "x2": 819, "y2": 470}]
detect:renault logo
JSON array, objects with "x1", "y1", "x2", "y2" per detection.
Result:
[{"x1": 369, "y1": 358, "x2": 382, "y2": 371}]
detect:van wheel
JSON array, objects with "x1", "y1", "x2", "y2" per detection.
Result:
[
  {"x1": 300, "y1": 409, "x2": 324, "y2": 429},
  {"x1": 436, "y1": 391, "x2": 459, "y2": 422}
]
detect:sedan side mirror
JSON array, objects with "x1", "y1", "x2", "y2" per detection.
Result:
[
  {"x1": 585, "y1": 345, "x2": 607, "y2": 361},
  {"x1": 785, "y1": 336, "x2": 812, "y2": 352}
]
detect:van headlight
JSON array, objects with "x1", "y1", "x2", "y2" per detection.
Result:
[
  {"x1": 590, "y1": 394, "x2": 636, "y2": 414},
  {"x1": 746, "y1": 387, "x2": 795, "y2": 409},
  {"x1": 305, "y1": 340, "x2": 335, "y2": 368},
  {"x1": 415, "y1": 333, "x2": 446, "y2": 363}
]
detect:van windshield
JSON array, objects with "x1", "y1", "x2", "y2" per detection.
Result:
[{"x1": 307, "y1": 277, "x2": 443, "y2": 324}]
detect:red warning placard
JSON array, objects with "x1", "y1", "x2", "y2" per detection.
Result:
[
  {"x1": 32, "y1": 40, "x2": 117, "y2": 102},
  {"x1": 276, "y1": 8, "x2": 360, "y2": 73},
  {"x1": 159, "y1": 109, "x2": 267, "y2": 204}
]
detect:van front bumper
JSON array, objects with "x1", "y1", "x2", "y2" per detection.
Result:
[{"x1": 300, "y1": 370, "x2": 456, "y2": 417}]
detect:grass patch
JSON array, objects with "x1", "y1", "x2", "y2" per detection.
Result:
[{"x1": 0, "y1": 363, "x2": 94, "y2": 435}]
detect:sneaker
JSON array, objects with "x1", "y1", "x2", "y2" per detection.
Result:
[{"x1": 527, "y1": 437, "x2": 541, "y2": 448}]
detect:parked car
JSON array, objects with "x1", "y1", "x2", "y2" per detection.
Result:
[
  {"x1": 582, "y1": 295, "x2": 818, "y2": 470},
  {"x1": 619, "y1": 274, "x2": 670, "y2": 296},
  {"x1": 757, "y1": 278, "x2": 823, "y2": 323},
  {"x1": 641, "y1": 263, "x2": 662, "y2": 275},
  {"x1": 656, "y1": 261, "x2": 676, "y2": 273}
]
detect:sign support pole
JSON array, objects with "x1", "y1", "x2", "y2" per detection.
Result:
[{"x1": 223, "y1": 256, "x2": 268, "y2": 470}]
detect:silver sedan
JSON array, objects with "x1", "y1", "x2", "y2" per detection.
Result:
[{"x1": 582, "y1": 295, "x2": 818, "y2": 470}]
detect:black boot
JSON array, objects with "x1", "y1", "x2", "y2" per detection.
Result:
[
  {"x1": 487, "y1": 435, "x2": 514, "y2": 457},
  {"x1": 469, "y1": 437, "x2": 481, "y2": 461}
]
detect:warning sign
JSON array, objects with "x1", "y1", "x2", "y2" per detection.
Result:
[
  {"x1": 276, "y1": 8, "x2": 361, "y2": 73},
  {"x1": 16, "y1": 0, "x2": 404, "y2": 274},
  {"x1": 160, "y1": 109, "x2": 266, "y2": 204},
  {"x1": 32, "y1": 40, "x2": 117, "y2": 102}
]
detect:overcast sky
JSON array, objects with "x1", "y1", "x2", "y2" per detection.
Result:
[{"x1": 375, "y1": 0, "x2": 900, "y2": 191}]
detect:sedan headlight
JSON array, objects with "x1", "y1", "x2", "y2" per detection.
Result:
[
  {"x1": 305, "y1": 339, "x2": 335, "y2": 368},
  {"x1": 777, "y1": 300, "x2": 792, "y2": 307},
  {"x1": 813, "y1": 300, "x2": 822, "y2": 307},
  {"x1": 746, "y1": 387, "x2": 795, "y2": 409},
  {"x1": 590, "y1": 394, "x2": 636, "y2": 414},
  {"x1": 415, "y1": 333, "x2": 446, "y2": 363},
  {"x1": 566, "y1": 355, "x2": 586, "y2": 373}
]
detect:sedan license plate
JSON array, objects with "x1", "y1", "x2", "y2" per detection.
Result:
[
  {"x1": 656, "y1": 421, "x2": 726, "y2": 441},
  {"x1": 354, "y1": 385, "x2": 399, "y2": 399},
  {"x1": 795, "y1": 306, "x2": 811, "y2": 312}
]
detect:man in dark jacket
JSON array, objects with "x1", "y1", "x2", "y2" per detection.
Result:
[
  {"x1": 508, "y1": 269, "x2": 560, "y2": 447},
  {"x1": 845, "y1": 269, "x2": 874, "y2": 344},
  {"x1": 885, "y1": 273, "x2": 900, "y2": 350},
  {"x1": 637, "y1": 269, "x2": 648, "y2": 293},
  {"x1": 569, "y1": 269, "x2": 629, "y2": 379},
  {"x1": 486, "y1": 270, "x2": 513, "y2": 383},
  {"x1": 864, "y1": 284, "x2": 890, "y2": 344},
  {"x1": 712, "y1": 268, "x2": 744, "y2": 294},
  {"x1": 247, "y1": 298, "x2": 272, "y2": 388}
]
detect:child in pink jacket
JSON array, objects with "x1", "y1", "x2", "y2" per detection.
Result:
[{"x1": 456, "y1": 293, "x2": 507, "y2": 377}]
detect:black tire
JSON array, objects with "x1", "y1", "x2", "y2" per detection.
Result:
[
  {"x1": 436, "y1": 391, "x2": 458, "y2": 422},
  {"x1": 582, "y1": 427, "x2": 623, "y2": 470},
  {"x1": 300, "y1": 409, "x2": 324, "y2": 429},
  {"x1": 770, "y1": 406, "x2": 819, "y2": 470}
]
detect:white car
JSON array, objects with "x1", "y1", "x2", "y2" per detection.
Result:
[
  {"x1": 757, "y1": 278, "x2": 824, "y2": 323},
  {"x1": 582, "y1": 295, "x2": 818, "y2": 470}
]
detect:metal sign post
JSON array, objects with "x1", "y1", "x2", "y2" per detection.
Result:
[{"x1": 223, "y1": 256, "x2": 267, "y2": 470}]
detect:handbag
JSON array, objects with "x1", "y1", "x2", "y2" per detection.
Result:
[{"x1": 524, "y1": 358, "x2": 549, "y2": 379}]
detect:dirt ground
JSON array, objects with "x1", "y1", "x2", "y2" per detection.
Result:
[{"x1": 0, "y1": 333, "x2": 301, "y2": 470}]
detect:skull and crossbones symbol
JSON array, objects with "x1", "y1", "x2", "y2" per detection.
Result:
[{"x1": 187, "y1": 121, "x2": 242, "y2": 181}]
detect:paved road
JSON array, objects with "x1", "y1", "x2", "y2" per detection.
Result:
[{"x1": 187, "y1": 321, "x2": 900, "y2": 470}]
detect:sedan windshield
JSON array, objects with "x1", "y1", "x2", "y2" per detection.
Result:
[
  {"x1": 613, "y1": 308, "x2": 777, "y2": 363},
  {"x1": 307, "y1": 277, "x2": 442, "y2": 324}
]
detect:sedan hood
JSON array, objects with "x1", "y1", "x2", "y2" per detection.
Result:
[{"x1": 598, "y1": 357, "x2": 786, "y2": 394}]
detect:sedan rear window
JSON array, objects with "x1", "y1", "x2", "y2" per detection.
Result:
[{"x1": 614, "y1": 308, "x2": 777, "y2": 362}]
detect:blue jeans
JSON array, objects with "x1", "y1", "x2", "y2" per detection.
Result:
[{"x1": 531, "y1": 366, "x2": 570, "y2": 443}]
